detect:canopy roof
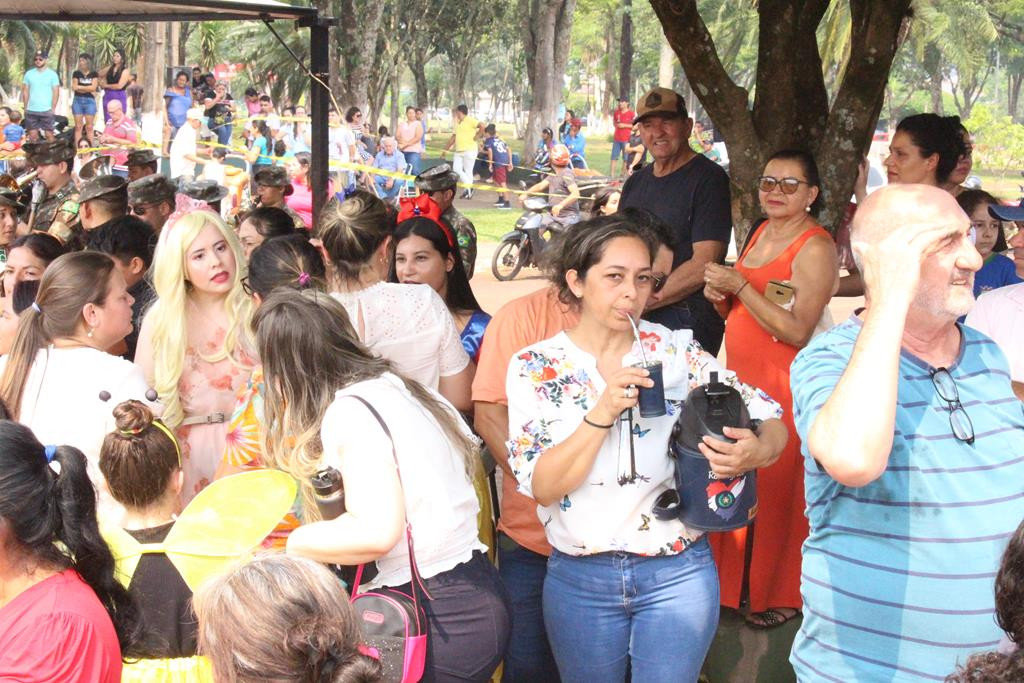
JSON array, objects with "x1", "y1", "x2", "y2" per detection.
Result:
[{"x1": 4, "y1": 0, "x2": 317, "y2": 23}]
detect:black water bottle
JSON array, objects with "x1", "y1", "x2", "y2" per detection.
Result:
[{"x1": 311, "y1": 466, "x2": 346, "y2": 520}]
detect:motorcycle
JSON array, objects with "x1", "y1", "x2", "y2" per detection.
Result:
[{"x1": 491, "y1": 196, "x2": 567, "y2": 281}]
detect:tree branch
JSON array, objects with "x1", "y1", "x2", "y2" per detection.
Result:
[
  {"x1": 648, "y1": 0, "x2": 749, "y2": 133},
  {"x1": 817, "y1": 0, "x2": 912, "y2": 230}
]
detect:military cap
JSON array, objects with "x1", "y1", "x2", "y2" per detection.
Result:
[
  {"x1": 126, "y1": 149, "x2": 158, "y2": 167},
  {"x1": 79, "y1": 174, "x2": 128, "y2": 204},
  {"x1": 180, "y1": 178, "x2": 228, "y2": 203},
  {"x1": 128, "y1": 174, "x2": 177, "y2": 206},
  {"x1": 0, "y1": 189, "x2": 25, "y2": 212},
  {"x1": 253, "y1": 165, "x2": 293, "y2": 195},
  {"x1": 24, "y1": 138, "x2": 76, "y2": 166},
  {"x1": 414, "y1": 163, "x2": 459, "y2": 192}
]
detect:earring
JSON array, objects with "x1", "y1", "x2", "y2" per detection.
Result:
[
  {"x1": 805, "y1": 206, "x2": 811, "y2": 212},
  {"x1": 87, "y1": 327, "x2": 94, "y2": 339}
]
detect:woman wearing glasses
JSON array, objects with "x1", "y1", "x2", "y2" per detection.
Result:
[{"x1": 703, "y1": 149, "x2": 838, "y2": 629}]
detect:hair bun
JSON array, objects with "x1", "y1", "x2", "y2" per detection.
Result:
[{"x1": 112, "y1": 400, "x2": 155, "y2": 436}]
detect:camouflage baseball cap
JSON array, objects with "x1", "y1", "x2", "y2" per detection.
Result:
[
  {"x1": 128, "y1": 174, "x2": 176, "y2": 206},
  {"x1": 253, "y1": 165, "x2": 293, "y2": 195},
  {"x1": 126, "y1": 149, "x2": 158, "y2": 167},
  {"x1": 414, "y1": 163, "x2": 459, "y2": 192},
  {"x1": 79, "y1": 174, "x2": 128, "y2": 204},
  {"x1": 23, "y1": 138, "x2": 76, "y2": 166},
  {"x1": 0, "y1": 188, "x2": 25, "y2": 211},
  {"x1": 181, "y1": 178, "x2": 228, "y2": 203}
]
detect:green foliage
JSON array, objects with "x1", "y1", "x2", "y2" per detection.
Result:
[
  {"x1": 79, "y1": 23, "x2": 145, "y2": 65},
  {"x1": 964, "y1": 104, "x2": 1024, "y2": 175}
]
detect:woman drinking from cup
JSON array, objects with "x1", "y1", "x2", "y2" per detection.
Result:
[{"x1": 505, "y1": 216, "x2": 786, "y2": 682}]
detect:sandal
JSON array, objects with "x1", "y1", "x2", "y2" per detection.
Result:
[{"x1": 745, "y1": 607, "x2": 801, "y2": 630}]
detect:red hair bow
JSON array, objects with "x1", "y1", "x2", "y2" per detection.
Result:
[{"x1": 397, "y1": 194, "x2": 455, "y2": 249}]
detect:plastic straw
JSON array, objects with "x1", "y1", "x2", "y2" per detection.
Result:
[{"x1": 626, "y1": 313, "x2": 649, "y2": 366}]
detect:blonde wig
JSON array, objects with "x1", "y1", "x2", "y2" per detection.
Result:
[{"x1": 146, "y1": 209, "x2": 252, "y2": 428}]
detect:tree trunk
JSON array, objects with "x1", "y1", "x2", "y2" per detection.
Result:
[
  {"x1": 522, "y1": 0, "x2": 579, "y2": 158},
  {"x1": 650, "y1": 0, "x2": 911, "y2": 240},
  {"x1": 451, "y1": 57, "x2": 471, "y2": 107},
  {"x1": 603, "y1": 24, "x2": 618, "y2": 115},
  {"x1": 389, "y1": 67, "x2": 401, "y2": 136},
  {"x1": 658, "y1": 37, "x2": 675, "y2": 88},
  {"x1": 619, "y1": 0, "x2": 633, "y2": 101},
  {"x1": 1010, "y1": 71, "x2": 1023, "y2": 124},
  {"x1": 410, "y1": 52, "x2": 430, "y2": 108},
  {"x1": 337, "y1": 0, "x2": 385, "y2": 112},
  {"x1": 923, "y1": 43, "x2": 944, "y2": 115},
  {"x1": 178, "y1": 23, "x2": 190, "y2": 67},
  {"x1": 143, "y1": 23, "x2": 165, "y2": 114}
]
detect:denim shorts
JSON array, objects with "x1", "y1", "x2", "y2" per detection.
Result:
[
  {"x1": 72, "y1": 97, "x2": 97, "y2": 116},
  {"x1": 610, "y1": 139, "x2": 627, "y2": 160}
]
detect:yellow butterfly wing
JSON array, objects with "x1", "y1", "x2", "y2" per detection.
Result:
[{"x1": 162, "y1": 470, "x2": 297, "y2": 592}]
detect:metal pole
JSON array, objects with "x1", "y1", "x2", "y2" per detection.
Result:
[{"x1": 307, "y1": 19, "x2": 330, "y2": 230}]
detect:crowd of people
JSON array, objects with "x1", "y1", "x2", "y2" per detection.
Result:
[{"x1": 0, "y1": 66, "x2": 1023, "y2": 683}]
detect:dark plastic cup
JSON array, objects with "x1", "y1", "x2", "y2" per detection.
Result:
[{"x1": 634, "y1": 360, "x2": 666, "y2": 418}]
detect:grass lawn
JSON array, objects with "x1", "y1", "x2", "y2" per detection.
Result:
[{"x1": 462, "y1": 208, "x2": 517, "y2": 242}]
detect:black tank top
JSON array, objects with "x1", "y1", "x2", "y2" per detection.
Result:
[{"x1": 106, "y1": 66, "x2": 125, "y2": 89}]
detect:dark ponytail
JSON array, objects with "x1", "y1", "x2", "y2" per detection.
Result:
[
  {"x1": 247, "y1": 233, "x2": 327, "y2": 298},
  {"x1": 0, "y1": 420, "x2": 141, "y2": 652}
]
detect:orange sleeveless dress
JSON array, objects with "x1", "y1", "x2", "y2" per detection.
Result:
[{"x1": 708, "y1": 221, "x2": 832, "y2": 612}]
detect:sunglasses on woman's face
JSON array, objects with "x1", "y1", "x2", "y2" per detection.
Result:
[{"x1": 758, "y1": 176, "x2": 810, "y2": 195}]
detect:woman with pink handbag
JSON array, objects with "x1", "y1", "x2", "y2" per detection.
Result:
[{"x1": 253, "y1": 288, "x2": 510, "y2": 683}]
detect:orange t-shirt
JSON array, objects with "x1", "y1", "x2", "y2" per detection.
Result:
[{"x1": 472, "y1": 285, "x2": 580, "y2": 555}]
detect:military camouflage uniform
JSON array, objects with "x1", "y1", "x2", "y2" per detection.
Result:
[
  {"x1": 442, "y1": 205, "x2": 477, "y2": 279},
  {"x1": 36, "y1": 179, "x2": 81, "y2": 244}
]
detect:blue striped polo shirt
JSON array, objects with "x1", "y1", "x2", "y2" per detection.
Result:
[{"x1": 789, "y1": 316, "x2": 1024, "y2": 682}]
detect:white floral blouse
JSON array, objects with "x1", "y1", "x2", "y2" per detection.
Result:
[{"x1": 505, "y1": 321, "x2": 782, "y2": 557}]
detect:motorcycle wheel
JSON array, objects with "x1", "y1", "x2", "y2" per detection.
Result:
[{"x1": 491, "y1": 236, "x2": 528, "y2": 281}]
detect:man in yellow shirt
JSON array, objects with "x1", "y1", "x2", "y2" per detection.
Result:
[{"x1": 441, "y1": 103, "x2": 483, "y2": 199}]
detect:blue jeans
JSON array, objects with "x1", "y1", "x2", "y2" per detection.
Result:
[
  {"x1": 497, "y1": 534, "x2": 560, "y2": 683},
  {"x1": 543, "y1": 537, "x2": 719, "y2": 683},
  {"x1": 215, "y1": 123, "x2": 233, "y2": 147},
  {"x1": 375, "y1": 174, "x2": 401, "y2": 198},
  {"x1": 403, "y1": 150, "x2": 421, "y2": 175}
]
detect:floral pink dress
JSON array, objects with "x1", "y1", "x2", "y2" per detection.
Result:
[{"x1": 177, "y1": 325, "x2": 256, "y2": 503}]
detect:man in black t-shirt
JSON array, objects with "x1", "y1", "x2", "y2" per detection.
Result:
[{"x1": 619, "y1": 87, "x2": 732, "y2": 354}]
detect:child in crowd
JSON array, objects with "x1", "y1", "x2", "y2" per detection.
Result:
[
  {"x1": 202, "y1": 147, "x2": 228, "y2": 186},
  {"x1": 483, "y1": 124, "x2": 514, "y2": 209},
  {"x1": 99, "y1": 399, "x2": 294, "y2": 682},
  {"x1": 0, "y1": 107, "x2": 24, "y2": 151},
  {"x1": 957, "y1": 188, "x2": 1021, "y2": 296},
  {"x1": 521, "y1": 144, "x2": 581, "y2": 226}
]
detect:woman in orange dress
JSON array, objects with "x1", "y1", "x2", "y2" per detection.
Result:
[{"x1": 703, "y1": 149, "x2": 838, "y2": 628}]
